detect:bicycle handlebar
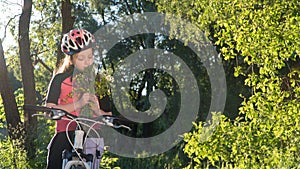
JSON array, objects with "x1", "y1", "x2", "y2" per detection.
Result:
[{"x1": 23, "y1": 104, "x2": 131, "y2": 131}]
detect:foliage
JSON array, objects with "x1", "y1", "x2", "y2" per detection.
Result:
[
  {"x1": 1, "y1": 0, "x2": 121, "y2": 168},
  {"x1": 184, "y1": 113, "x2": 300, "y2": 169},
  {"x1": 30, "y1": 118, "x2": 55, "y2": 168},
  {"x1": 0, "y1": 135, "x2": 29, "y2": 169},
  {"x1": 115, "y1": 144, "x2": 188, "y2": 169},
  {"x1": 31, "y1": 0, "x2": 62, "y2": 98},
  {"x1": 73, "y1": 0, "x2": 102, "y2": 33},
  {"x1": 100, "y1": 151, "x2": 121, "y2": 169},
  {"x1": 2, "y1": 0, "x2": 286, "y2": 168},
  {"x1": 0, "y1": 88, "x2": 24, "y2": 130},
  {"x1": 99, "y1": 31, "x2": 207, "y2": 167},
  {"x1": 0, "y1": 96, "x2": 4, "y2": 129},
  {"x1": 155, "y1": 0, "x2": 300, "y2": 168},
  {"x1": 95, "y1": 68, "x2": 114, "y2": 98},
  {"x1": 0, "y1": 120, "x2": 53, "y2": 169}
]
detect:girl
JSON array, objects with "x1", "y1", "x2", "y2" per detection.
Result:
[{"x1": 45, "y1": 29, "x2": 111, "y2": 169}]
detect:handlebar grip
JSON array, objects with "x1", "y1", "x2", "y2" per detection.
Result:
[
  {"x1": 23, "y1": 104, "x2": 53, "y2": 112},
  {"x1": 23, "y1": 104, "x2": 77, "y2": 120}
]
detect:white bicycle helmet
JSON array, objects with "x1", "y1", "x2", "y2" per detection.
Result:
[{"x1": 61, "y1": 29, "x2": 96, "y2": 55}]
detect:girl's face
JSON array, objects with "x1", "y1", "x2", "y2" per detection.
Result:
[{"x1": 73, "y1": 48, "x2": 94, "y2": 71}]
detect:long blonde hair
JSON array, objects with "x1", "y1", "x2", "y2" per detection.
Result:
[{"x1": 54, "y1": 54, "x2": 78, "y2": 75}]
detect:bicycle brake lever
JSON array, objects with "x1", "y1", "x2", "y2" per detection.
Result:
[
  {"x1": 115, "y1": 125, "x2": 132, "y2": 131},
  {"x1": 32, "y1": 112, "x2": 54, "y2": 119},
  {"x1": 102, "y1": 116, "x2": 115, "y2": 123},
  {"x1": 101, "y1": 116, "x2": 131, "y2": 131},
  {"x1": 32, "y1": 113, "x2": 46, "y2": 117},
  {"x1": 51, "y1": 110, "x2": 66, "y2": 120}
]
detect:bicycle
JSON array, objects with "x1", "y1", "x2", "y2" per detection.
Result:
[{"x1": 23, "y1": 104, "x2": 131, "y2": 169}]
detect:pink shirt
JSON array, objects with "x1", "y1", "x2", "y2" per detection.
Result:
[{"x1": 56, "y1": 76, "x2": 79, "y2": 132}]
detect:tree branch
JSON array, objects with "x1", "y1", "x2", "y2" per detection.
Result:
[{"x1": 1, "y1": 14, "x2": 21, "y2": 41}]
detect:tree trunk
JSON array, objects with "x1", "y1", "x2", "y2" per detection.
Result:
[
  {"x1": 142, "y1": 33, "x2": 155, "y2": 138},
  {"x1": 56, "y1": 0, "x2": 75, "y2": 67},
  {"x1": 18, "y1": 0, "x2": 37, "y2": 159},
  {"x1": 0, "y1": 40, "x2": 22, "y2": 140}
]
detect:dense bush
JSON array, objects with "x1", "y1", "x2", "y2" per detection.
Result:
[{"x1": 183, "y1": 113, "x2": 300, "y2": 168}]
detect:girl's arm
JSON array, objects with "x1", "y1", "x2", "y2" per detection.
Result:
[{"x1": 46, "y1": 93, "x2": 91, "y2": 113}]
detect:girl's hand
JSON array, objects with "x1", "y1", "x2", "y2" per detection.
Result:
[
  {"x1": 94, "y1": 110, "x2": 112, "y2": 117},
  {"x1": 89, "y1": 94, "x2": 100, "y2": 112},
  {"x1": 102, "y1": 111, "x2": 112, "y2": 116},
  {"x1": 77, "y1": 93, "x2": 112, "y2": 116},
  {"x1": 76, "y1": 93, "x2": 93, "y2": 108}
]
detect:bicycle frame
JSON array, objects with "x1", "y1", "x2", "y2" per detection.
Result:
[
  {"x1": 23, "y1": 104, "x2": 130, "y2": 169},
  {"x1": 62, "y1": 117, "x2": 104, "y2": 169}
]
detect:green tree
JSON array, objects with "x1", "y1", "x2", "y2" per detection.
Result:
[
  {"x1": 18, "y1": 0, "x2": 38, "y2": 159},
  {"x1": 156, "y1": 0, "x2": 300, "y2": 168}
]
